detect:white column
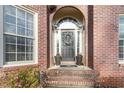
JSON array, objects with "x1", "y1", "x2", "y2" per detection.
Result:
[
  {"x1": 58, "y1": 29, "x2": 61, "y2": 55},
  {"x1": 79, "y1": 29, "x2": 83, "y2": 54},
  {"x1": 53, "y1": 30, "x2": 57, "y2": 56},
  {"x1": 75, "y1": 29, "x2": 77, "y2": 56}
]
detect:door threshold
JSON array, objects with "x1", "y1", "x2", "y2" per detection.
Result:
[{"x1": 60, "y1": 65, "x2": 77, "y2": 67}]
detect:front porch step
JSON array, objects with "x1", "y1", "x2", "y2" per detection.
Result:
[
  {"x1": 46, "y1": 66, "x2": 99, "y2": 88},
  {"x1": 47, "y1": 81, "x2": 94, "y2": 88}
]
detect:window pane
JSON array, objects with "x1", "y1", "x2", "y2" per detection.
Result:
[
  {"x1": 17, "y1": 37, "x2": 25, "y2": 45},
  {"x1": 119, "y1": 40, "x2": 124, "y2": 46},
  {"x1": 119, "y1": 54, "x2": 123, "y2": 59},
  {"x1": 17, "y1": 18, "x2": 25, "y2": 27},
  {"x1": 26, "y1": 38, "x2": 33, "y2": 45},
  {"x1": 6, "y1": 53, "x2": 16, "y2": 62},
  {"x1": 27, "y1": 21, "x2": 33, "y2": 29},
  {"x1": 4, "y1": 5, "x2": 16, "y2": 15},
  {"x1": 26, "y1": 46, "x2": 33, "y2": 52},
  {"x1": 26, "y1": 53, "x2": 33, "y2": 60},
  {"x1": 17, "y1": 26, "x2": 25, "y2": 35},
  {"x1": 5, "y1": 35, "x2": 16, "y2": 44},
  {"x1": 6, "y1": 44, "x2": 16, "y2": 52},
  {"x1": 17, "y1": 45, "x2": 25, "y2": 52},
  {"x1": 119, "y1": 25, "x2": 124, "y2": 32},
  {"x1": 5, "y1": 14, "x2": 16, "y2": 24},
  {"x1": 27, "y1": 13, "x2": 33, "y2": 22},
  {"x1": 4, "y1": 23, "x2": 16, "y2": 33},
  {"x1": 17, "y1": 9, "x2": 25, "y2": 19},
  {"x1": 119, "y1": 47, "x2": 124, "y2": 53},
  {"x1": 17, "y1": 53, "x2": 25, "y2": 61},
  {"x1": 119, "y1": 32, "x2": 124, "y2": 38},
  {"x1": 26, "y1": 29, "x2": 33, "y2": 36}
]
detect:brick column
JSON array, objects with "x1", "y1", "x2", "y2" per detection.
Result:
[{"x1": 88, "y1": 5, "x2": 94, "y2": 69}]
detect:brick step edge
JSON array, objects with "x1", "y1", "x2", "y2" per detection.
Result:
[
  {"x1": 47, "y1": 77, "x2": 96, "y2": 81},
  {"x1": 46, "y1": 82, "x2": 95, "y2": 88},
  {"x1": 48, "y1": 70, "x2": 98, "y2": 74},
  {"x1": 47, "y1": 74, "x2": 98, "y2": 79},
  {"x1": 47, "y1": 71, "x2": 99, "y2": 76},
  {"x1": 47, "y1": 85, "x2": 94, "y2": 88},
  {"x1": 46, "y1": 80, "x2": 95, "y2": 85}
]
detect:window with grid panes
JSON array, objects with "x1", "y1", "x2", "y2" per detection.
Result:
[
  {"x1": 3, "y1": 5, "x2": 34, "y2": 64},
  {"x1": 119, "y1": 15, "x2": 124, "y2": 62}
]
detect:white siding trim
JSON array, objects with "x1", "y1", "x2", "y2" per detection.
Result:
[
  {"x1": 33, "y1": 12, "x2": 38, "y2": 64},
  {"x1": 0, "y1": 6, "x2": 3, "y2": 67},
  {"x1": 3, "y1": 62, "x2": 37, "y2": 67},
  {"x1": 119, "y1": 60, "x2": 124, "y2": 64}
]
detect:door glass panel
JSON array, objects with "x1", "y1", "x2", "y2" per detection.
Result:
[{"x1": 61, "y1": 31, "x2": 75, "y2": 61}]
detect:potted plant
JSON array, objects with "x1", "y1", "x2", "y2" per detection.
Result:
[{"x1": 54, "y1": 52, "x2": 62, "y2": 65}]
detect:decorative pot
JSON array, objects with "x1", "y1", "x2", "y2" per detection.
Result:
[
  {"x1": 54, "y1": 53, "x2": 62, "y2": 65},
  {"x1": 76, "y1": 54, "x2": 83, "y2": 65}
]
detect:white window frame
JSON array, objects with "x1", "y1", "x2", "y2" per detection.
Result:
[{"x1": 0, "y1": 5, "x2": 38, "y2": 67}]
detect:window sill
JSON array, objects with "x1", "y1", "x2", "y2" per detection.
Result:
[
  {"x1": 3, "y1": 61, "x2": 38, "y2": 67},
  {"x1": 119, "y1": 60, "x2": 124, "y2": 64}
]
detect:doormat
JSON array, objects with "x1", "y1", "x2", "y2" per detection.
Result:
[{"x1": 60, "y1": 65, "x2": 77, "y2": 67}]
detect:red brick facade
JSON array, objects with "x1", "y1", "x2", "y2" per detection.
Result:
[
  {"x1": 94, "y1": 6, "x2": 124, "y2": 87},
  {"x1": 0, "y1": 5, "x2": 124, "y2": 87}
]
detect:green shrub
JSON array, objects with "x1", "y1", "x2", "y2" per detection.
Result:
[{"x1": 7, "y1": 67, "x2": 40, "y2": 88}]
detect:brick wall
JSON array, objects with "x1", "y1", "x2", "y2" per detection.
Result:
[
  {"x1": 35, "y1": 5, "x2": 48, "y2": 69},
  {"x1": 94, "y1": 5, "x2": 124, "y2": 87}
]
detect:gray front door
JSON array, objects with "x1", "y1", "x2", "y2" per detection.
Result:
[{"x1": 61, "y1": 30, "x2": 75, "y2": 61}]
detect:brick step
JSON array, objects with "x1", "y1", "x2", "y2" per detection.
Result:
[
  {"x1": 48, "y1": 73, "x2": 98, "y2": 78},
  {"x1": 47, "y1": 76, "x2": 96, "y2": 81},
  {"x1": 47, "y1": 78, "x2": 95, "y2": 82},
  {"x1": 46, "y1": 76, "x2": 95, "y2": 87},
  {"x1": 47, "y1": 80, "x2": 95, "y2": 88},
  {"x1": 48, "y1": 70, "x2": 98, "y2": 77},
  {"x1": 47, "y1": 85, "x2": 94, "y2": 88},
  {"x1": 45, "y1": 66, "x2": 99, "y2": 88}
]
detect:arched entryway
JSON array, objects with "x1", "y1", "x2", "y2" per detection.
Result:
[
  {"x1": 47, "y1": 6, "x2": 97, "y2": 88},
  {"x1": 52, "y1": 6, "x2": 85, "y2": 66}
]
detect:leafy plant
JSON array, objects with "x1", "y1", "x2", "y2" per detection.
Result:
[{"x1": 7, "y1": 67, "x2": 40, "y2": 88}]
